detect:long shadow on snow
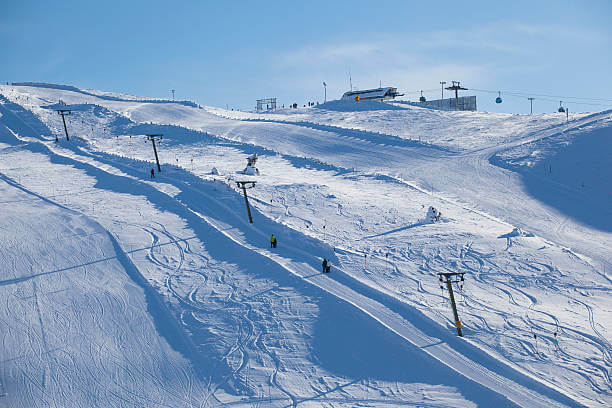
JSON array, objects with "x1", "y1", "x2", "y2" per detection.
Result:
[
  {"x1": 326, "y1": 266, "x2": 586, "y2": 407},
  {"x1": 490, "y1": 125, "x2": 612, "y2": 233},
  {"x1": 54, "y1": 151, "x2": 576, "y2": 406},
  {"x1": 59, "y1": 109, "x2": 345, "y2": 174},
  {"x1": 0, "y1": 140, "x2": 520, "y2": 405},
  {"x1": 41, "y1": 103, "x2": 133, "y2": 131},
  {"x1": 236, "y1": 116, "x2": 455, "y2": 155},
  {"x1": 46, "y1": 102, "x2": 345, "y2": 175},
  {"x1": 125, "y1": 123, "x2": 343, "y2": 174},
  {"x1": 0, "y1": 100, "x2": 227, "y2": 379},
  {"x1": 0, "y1": 99, "x2": 585, "y2": 406},
  {"x1": 312, "y1": 298, "x2": 522, "y2": 407},
  {"x1": 0, "y1": 169, "x2": 208, "y2": 389}
]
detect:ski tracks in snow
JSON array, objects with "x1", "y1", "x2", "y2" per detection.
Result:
[{"x1": 2, "y1": 90, "x2": 607, "y2": 406}]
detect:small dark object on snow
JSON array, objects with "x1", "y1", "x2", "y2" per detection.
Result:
[{"x1": 322, "y1": 259, "x2": 331, "y2": 273}]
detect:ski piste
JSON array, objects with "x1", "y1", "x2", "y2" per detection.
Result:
[{"x1": 1, "y1": 83, "x2": 609, "y2": 407}]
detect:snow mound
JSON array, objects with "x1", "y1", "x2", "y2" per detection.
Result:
[
  {"x1": 491, "y1": 118, "x2": 612, "y2": 232},
  {"x1": 242, "y1": 165, "x2": 259, "y2": 176},
  {"x1": 425, "y1": 206, "x2": 442, "y2": 223},
  {"x1": 316, "y1": 99, "x2": 409, "y2": 112},
  {"x1": 498, "y1": 227, "x2": 535, "y2": 238}
]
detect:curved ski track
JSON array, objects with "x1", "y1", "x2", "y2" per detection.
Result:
[{"x1": 3, "y1": 91, "x2": 609, "y2": 407}]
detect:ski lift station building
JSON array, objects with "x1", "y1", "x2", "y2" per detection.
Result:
[{"x1": 341, "y1": 87, "x2": 403, "y2": 101}]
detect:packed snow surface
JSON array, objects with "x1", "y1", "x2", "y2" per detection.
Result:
[{"x1": 0, "y1": 84, "x2": 610, "y2": 407}]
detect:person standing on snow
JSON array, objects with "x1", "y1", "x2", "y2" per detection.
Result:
[
  {"x1": 322, "y1": 258, "x2": 328, "y2": 273},
  {"x1": 150, "y1": 168, "x2": 155, "y2": 179},
  {"x1": 270, "y1": 234, "x2": 277, "y2": 248}
]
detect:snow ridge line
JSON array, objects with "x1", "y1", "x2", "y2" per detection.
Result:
[{"x1": 9, "y1": 83, "x2": 198, "y2": 108}]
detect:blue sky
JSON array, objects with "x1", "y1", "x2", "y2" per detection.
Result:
[{"x1": 2, "y1": 0, "x2": 611, "y2": 113}]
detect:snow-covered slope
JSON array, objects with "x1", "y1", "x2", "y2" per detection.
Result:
[
  {"x1": 0, "y1": 164, "x2": 208, "y2": 407},
  {"x1": 1, "y1": 84, "x2": 610, "y2": 407}
]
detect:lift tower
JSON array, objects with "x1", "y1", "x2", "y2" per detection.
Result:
[
  {"x1": 236, "y1": 181, "x2": 256, "y2": 224},
  {"x1": 444, "y1": 81, "x2": 468, "y2": 109},
  {"x1": 56, "y1": 109, "x2": 72, "y2": 141},
  {"x1": 146, "y1": 134, "x2": 163, "y2": 173},
  {"x1": 528, "y1": 97, "x2": 535, "y2": 115},
  {"x1": 438, "y1": 272, "x2": 466, "y2": 336}
]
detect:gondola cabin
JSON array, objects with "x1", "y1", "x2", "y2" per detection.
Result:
[
  {"x1": 419, "y1": 90, "x2": 426, "y2": 103},
  {"x1": 495, "y1": 91, "x2": 502, "y2": 104},
  {"x1": 558, "y1": 101, "x2": 565, "y2": 113}
]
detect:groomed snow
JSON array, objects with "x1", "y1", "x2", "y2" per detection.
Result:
[{"x1": 1, "y1": 84, "x2": 610, "y2": 407}]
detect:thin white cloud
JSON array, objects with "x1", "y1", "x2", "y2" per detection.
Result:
[
  {"x1": 273, "y1": 30, "x2": 494, "y2": 98},
  {"x1": 262, "y1": 20, "x2": 609, "y2": 104},
  {"x1": 511, "y1": 22, "x2": 605, "y2": 43},
  {"x1": 279, "y1": 41, "x2": 387, "y2": 67},
  {"x1": 279, "y1": 21, "x2": 606, "y2": 68}
]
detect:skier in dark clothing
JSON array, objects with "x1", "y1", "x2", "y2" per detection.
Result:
[
  {"x1": 322, "y1": 258, "x2": 330, "y2": 273},
  {"x1": 270, "y1": 234, "x2": 277, "y2": 248},
  {"x1": 150, "y1": 168, "x2": 155, "y2": 178}
]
